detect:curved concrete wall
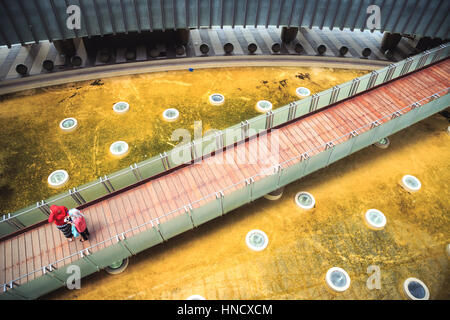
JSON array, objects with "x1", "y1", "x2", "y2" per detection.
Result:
[{"x1": 0, "y1": 0, "x2": 448, "y2": 47}]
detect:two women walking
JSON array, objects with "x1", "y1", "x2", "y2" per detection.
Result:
[{"x1": 48, "y1": 205, "x2": 89, "y2": 242}]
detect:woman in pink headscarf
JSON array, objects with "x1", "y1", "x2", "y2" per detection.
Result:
[{"x1": 48, "y1": 205, "x2": 74, "y2": 241}]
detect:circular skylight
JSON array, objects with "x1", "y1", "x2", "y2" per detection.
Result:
[
  {"x1": 109, "y1": 141, "x2": 129, "y2": 157},
  {"x1": 47, "y1": 170, "x2": 69, "y2": 188},
  {"x1": 401, "y1": 175, "x2": 421, "y2": 192},
  {"x1": 105, "y1": 258, "x2": 129, "y2": 275},
  {"x1": 374, "y1": 137, "x2": 390, "y2": 149},
  {"x1": 113, "y1": 101, "x2": 130, "y2": 114},
  {"x1": 403, "y1": 278, "x2": 430, "y2": 300},
  {"x1": 209, "y1": 93, "x2": 225, "y2": 106},
  {"x1": 162, "y1": 108, "x2": 180, "y2": 122},
  {"x1": 326, "y1": 267, "x2": 351, "y2": 292},
  {"x1": 59, "y1": 118, "x2": 78, "y2": 132},
  {"x1": 256, "y1": 100, "x2": 273, "y2": 113},
  {"x1": 364, "y1": 209, "x2": 387, "y2": 230},
  {"x1": 186, "y1": 295, "x2": 206, "y2": 300},
  {"x1": 245, "y1": 229, "x2": 269, "y2": 251},
  {"x1": 296, "y1": 87, "x2": 311, "y2": 98},
  {"x1": 295, "y1": 191, "x2": 315, "y2": 210}
]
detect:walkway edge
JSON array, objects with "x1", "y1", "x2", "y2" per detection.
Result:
[{"x1": 0, "y1": 55, "x2": 390, "y2": 96}]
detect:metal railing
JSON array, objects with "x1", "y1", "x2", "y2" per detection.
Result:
[
  {"x1": 3, "y1": 85, "x2": 449, "y2": 294},
  {"x1": 0, "y1": 43, "x2": 449, "y2": 240}
]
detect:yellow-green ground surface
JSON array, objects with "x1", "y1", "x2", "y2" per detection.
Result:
[
  {"x1": 44, "y1": 112, "x2": 450, "y2": 300},
  {"x1": 0, "y1": 66, "x2": 367, "y2": 215}
]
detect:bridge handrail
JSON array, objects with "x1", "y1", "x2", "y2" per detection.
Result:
[
  {"x1": 0, "y1": 42, "x2": 449, "y2": 238},
  {"x1": 3, "y1": 85, "x2": 449, "y2": 290}
]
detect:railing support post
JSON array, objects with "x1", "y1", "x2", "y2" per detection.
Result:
[
  {"x1": 130, "y1": 163, "x2": 142, "y2": 182},
  {"x1": 37, "y1": 200, "x2": 51, "y2": 216}
]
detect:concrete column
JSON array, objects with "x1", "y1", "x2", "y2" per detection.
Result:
[
  {"x1": 281, "y1": 27, "x2": 298, "y2": 43},
  {"x1": 53, "y1": 39, "x2": 76, "y2": 57},
  {"x1": 264, "y1": 187, "x2": 284, "y2": 201},
  {"x1": 381, "y1": 32, "x2": 402, "y2": 52},
  {"x1": 415, "y1": 37, "x2": 432, "y2": 51},
  {"x1": 177, "y1": 29, "x2": 191, "y2": 46}
]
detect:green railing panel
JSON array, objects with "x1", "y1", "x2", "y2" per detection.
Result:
[
  {"x1": 123, "y1": 226, "x2": 163, "y2": 254},
  {"x1": 158, "y1": 212, "x2": 193, "y2": 240},
  {"x1": 327, "y1": 137, "x2": 356, "y2": 164},
  {"x1": 223, "y1": 124, "x2": 242, "y2": 147},
  {"x1": 278, "y1": 159, "x2": 308, "y2": 187},
  {"x1": 137, "y1": 156, "x2": 166, "y2": 180},
  {"x1": 15, "y1": 205, "x2": 48, "y2": 227},
  {"x1": 251, "y1": 171, "x2": 280, "y2": 201},
  {"x1": 337, "y1": 81, "x2": 352, "y2": 101},
  {"x1": 410, "y1": 56, "x2": 422, "y2": 71},
  {"x1": 294, "y1": 98, "x2": 312, "y2": 118},
  {"x1": 45, "y1": 191, "x2": 79, "y2": 210},
  {"x1": 77, "y1": 180, "x2": 109, "y2": 203},
  {"x1": 0, "y1": 222, "x2": 17, "y2": 238},
  {"x1": 416, "y1": 96, "x2": 449, "y2": 122},
  {"x1": 0, "y1": 289, "x2": 25, "y2": 300},
  {"x1": 394, "y1": 108, "x2": 422, "y2": 132},
  {"x1": 222, "y1": 183, "x2": 251, "y2": 213},
  {"x1": 391, "y1": 60, "x2": 406, "y2": 79},
  {"x1": 316, "y1": 88, "x2": 333, "y2": 110},
  {"x1": 355, "y1": 73, "x2": 371, "y2": 95},
  {"x1": 168, "y1": 144, "x2": 191, "y2": 168},
  {"x1": 11, "y1": 274, "x2": 64, "y2": 300},
  {"x1": 371, "y1": 120, "x2": 394, "y2": 142},
  {"x1": 350, "y1": 126, "x2": 381, "y2": 153},
  {"x1": 374, "y1": 68, "x2": 388, "y2": 87},
  {"x1": 108, "y1": 167, "x2": 139, "y2": 191},
  {"x1": 248, "y1": 114, "x2": 267, "y2": 132},
  {"x1": 191, "y1": 198, "x2": 222, "y2": 227},
  {"x1": 272, "y1": 105, "x2": 290, "y2": 127},
  {"x1": 52, "y1": 258, "x2": 99, "y2": 283},
  {"x1": 303, "y1": 147, "x2": 334, "y2": 176},
  {"x1": 88, "y1": 243, "x2": 132, "y2": 269},
  {"x1": 200, "y1": 133, "x2": 217, "y2": 157}
]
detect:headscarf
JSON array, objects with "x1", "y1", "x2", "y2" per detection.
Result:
[{"x1": 48, "y1": 205, "x2": 68, "y2": 226}]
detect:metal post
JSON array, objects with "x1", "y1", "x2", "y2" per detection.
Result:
[
  {"x1": 184, "y1": 204, "x2": 195, "y2": 225},
  {"x1": 265, "y1": 111, "x2": 274, "y2": 130},
  {"x1": 116, "y1": 233, "x2": 133, "y2": 255},
  {"x1": 384, "y1": 64, "x2": 396, "y2": 82},
  {"x1": 416, "y1": 50, "x2": 430, "y2": 70},
  {"x1": 274, "y1": 164, "x2": 282, "y2": 188},
  {"x1": 99, "y1": 176, "x2": 112, "y2": 194},
  {"x1": 190, "y1": 141, "x2": 198, "y2": 161},
  {"x1": 400, "y1": 57, "x2": 413, "y2": 76},
  {"x1": 348, "y1": 130, "x2": 359, "y2": 154},
  {"x1": 130, "y1": 164, "x2": 142, "y2": 182},
  {"x1": 81, "y1": 250, "x2": 100, "y2": 271},
  {"x1": 431, "y1": 44, "x2": 445, "y2": 63},
  {"x1": 309, "y1": 94, "x2": 319, "y2": 112},
  {"x1": 160, "y1": 152, "x2": 170, "y2": 170},
  {"x1": 215, "y1": 131, "x2": 224, "y2": 150},
  {"x1": 349, "y1": 78, "x2": 360, "y2": 96},
  {"x1": 247, "y1": 177, "x2": 255, "y2": 201},
  {"x1": 155, "y1": 218, "x2": 165, "y2": 241},
  {"x1": 4, "y1": 213, "x2": 25, "y2": 230},
  {"x1": 367, "y1": 71, "x2": 378, "y2": 89},
  {"x1": 37, "y1": 200, "x2": 51, "y2": 216},
  {"x1": 44, "y1": 265, "x2": 65, "y2": 285},
  {"x1": 212, "y1": 192, "x2": 223, "y2": 215},
  {"x1": 325, "y1": 142, "x2": 335, "y2": 166},
  {"x1": 69, "y1": 189, "x2": 82, "y2": 206},
  {"x1": 241, "y1": 120, "x2": 249, "y2": 140},
  {"x1": 329, "y1": 86, "x2": 341, "y2": 104}
]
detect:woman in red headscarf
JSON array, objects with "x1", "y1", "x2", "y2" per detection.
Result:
[{"x1": 48, "y1": 205, "x2": 74, "y2": 241}]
